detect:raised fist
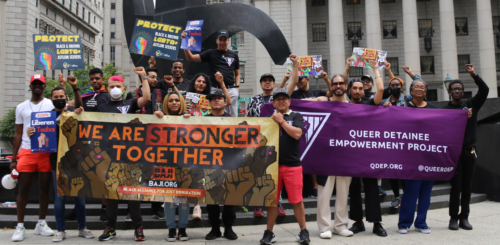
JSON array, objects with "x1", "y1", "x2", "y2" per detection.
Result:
[
  {"x1": 465, "y1": 64, "x2": 474, "y2": 75},
  {"x1": 384, "y1": 61, "x2": 391, "y2": 70},
  {"x1": 67, "y1": 76, "x2": 78, "y2": 89},
  {"x1": 215, "y1": 72, "x2": 224, "y2": 85},
  {"x1": 70, "y1": 177, "x2": 85, "y2": 196},
  {"x1": 164, "y1": 75, "x2": 174, "y2": 86},
  {"x1": 248, "y1": 174, "x2": 275, "y2": 206},
  {"x1": 134, "y1": 67, "x2": 146, "y2": 76},
  {"x1": 104, "y1": 175, "x2": 120, "y2": 199},
  {"x1": 289, "y1": 54, "x2": 298, "y2": 65},
  {"x1": 284, "y1": 72, "x2": 291, "y2": 81},
  {"x1": 225, "y1": 166, "x2": 255, "y2": 205},
  {"x1": 176, "y1": 168, "x2": 193, "y2": 189},
  {"x1": 62, "y1": 117, "x2": 78, "y2": 147},
  {"x1": 320, "y1": 71, "x2": 328, "y2": 80}
]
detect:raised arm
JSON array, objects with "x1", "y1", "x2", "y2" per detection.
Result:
[
  {"x1": 465, "y1": 64, "x2": 489, "y2": 109},
  {"x1": 286, "y1": 54, "x2": 299, "y2": 96},
  {"x1": 321, "y1": 71, "x2": 333, "y2": 97},
  {"x1": 182, "y1": 31, "x2": 202, "y2": 62},
  {"x1": 163, "y1": 75, "x2": 179, "y2": 92},
  {"x1": 342, "y1": 57, "x2": 353, "y2": 82},
  {"x1": 134, "y1": 67, "x2": 151, "y2": 108},
  {"x1": 402, "y1": 65, "x2": 421, "y2": 81},
  {"x1": 215, "y1": 72, "x2": 232, "y2": 106},
  {"x1": 369, "y1": 60, "x2": 384, "y2": 105},
  {"x1": 385, "y1": 61, "x2": 395, "y2": 80},
  {"x1": 67, "y1": 76, "x2": 82, "y2": 108},
  {"x1": 278, "y1": 72, "x2": 291, "y2": 89}
]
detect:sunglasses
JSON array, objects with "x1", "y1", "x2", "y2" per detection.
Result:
[{"x1": 332, "y1": 82, "x2": 345, "y2": 86}]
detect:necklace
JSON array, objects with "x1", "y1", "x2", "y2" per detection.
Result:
[{"x1": 29, "y1": 98, "x2": 45, "y2": 112}]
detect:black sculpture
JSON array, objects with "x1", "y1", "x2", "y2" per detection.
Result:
[{"x1": 123, "y1": 0, "x2": 291, "y2": 80}]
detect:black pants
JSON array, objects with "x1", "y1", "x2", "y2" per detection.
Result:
[
  {"x1": 349, "y1": 177, "x2": 382, "y2": 222},
  {"x1": 449, "y1": 147, "x2": 476, "y2": 219},
  {"x1": 206, "y1": 205, "x2": 236, "y2": 227},
  {"x1": 389, "y1": 179, "x2": 406, "y2": 198},
  {"x1": 107, "y1": 200, "x2": 143, "y2": 230}
]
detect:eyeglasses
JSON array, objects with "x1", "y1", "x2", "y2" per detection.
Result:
[
  {"x1": 450, "y1": 88, "x2": 463, "y2": 92},
  {"x1": 145, "y1": 75, "x2": 158, "y2": 79},
  {"x1": 332, "y1": 82, "x2": 345, "y2": 86}
]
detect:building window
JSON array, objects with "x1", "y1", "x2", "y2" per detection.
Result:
[
  {"x1": 382, "y1": 21, "x2": 397, "y2": 39},
  {"x1": 458, "y1": 55, "x2": 470, "y2": 73},
  {"x1": 347, "y1": 22, "x2": 362, "y2": 40},
  {"x1": 36, "y1": 0, "x2": 38, "y2": 7},
  {"x1": 420, "y1": 56, "x2": 435, "y2": 74},
  {"x1": 110, "y1": 46, "x2": 116, "y2": 66},
  {"x1": 322, "y1": 59, "x2": 328, "y2": 74},
  {"x1": 94, "y1": 16, "x2": 96, "y2": 23},
  {"x1": 350, "y1": 67, "x2": 363, "y2": 77},
  {"x1": 312, "y1": 0, "x2": 325, "y2": 6},
  {"x1": 381, "y1": 0, "x2": 395, "y2": 2},
  {"x1": 111, "y1": 3, "x2": 116, "y2": 9},
  {"x1": 455, "y1": 18, "x2": 468, "y2": 36},
  {"x1": 82, "y1": 7, "x2": 85, "y2": 19},
  {"x1": 346, "y1": 0, "x2": 360, "y2": 4},
  {"x1": 35, "y1": 18, "x2": 38, "y2": 28},
  {"x1": 240, "y1": 65, "x2": 245, "y2": 82},
  {"x1": 312, "y1": 23, "x2": 327, "y2": 42},
  {"x1": 76, "y1": 3, "x2": 79, "y2": 15},
  {"x1": 236, "y1": 31, "x2": 244, "y2": 46},
  {"x1": 418, "y1": 19, "x2": 433, "y2": 37},
  {"x1": 111, "y1": 18, "x2": 115, "y2": 24},
  {"x1": 110, "y1": 32, "x2": 115, "y2": 38},
  {"x1": 494, "y1": 16, "x2": 500, "y2": 34},
  {"x1": 69, "y1": 0, "x2": 72, "y2": 11},
  {"x1": 496, "y1": 53, "x2": 500, "y2": 71},
  {"x1": 62, "y1": 0, "x2": 65, "y2": 5},
  {"x1": 46, "y1": 7, "x2": 48, "y2": 15},
  {"x1": 463, "y1": 92, "x2": 472, "y2": 99},
  {"x1": 385, "y1": 57, "x2": 399, "y2": 76},
  {"x1": 427, "y1": 89, "x2": 438, "y2": 101}
]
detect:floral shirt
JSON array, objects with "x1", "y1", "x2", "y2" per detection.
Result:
[{"x1": 246, "y1": 93, "x2": 273, "y2": 117}]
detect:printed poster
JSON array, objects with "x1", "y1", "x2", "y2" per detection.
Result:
[
  {"x1": 350, "y1": 47, "x2": 388, "y2": 69},
  {"x1": 33, "y1": 34, "x2": 84, "y2": 70},
  {"x1": 286, "y1": 55, "x2": 323, "y2": 76},
  {"x1": 31, "y1": 111, "x2": 57, "y2": 153},
  {"x1": 129, "y1": 19, "x2": 183, "y2": 60},
  {"x1": 180, "y1": 20, "x2": 204, "y2": 52}
]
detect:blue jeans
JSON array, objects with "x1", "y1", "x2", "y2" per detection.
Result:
[
  {"x1": 52, "y1": 170, "x2": 86, "y2": 231},
  {"x1": 398, "y1": 179, "x2": 434, "y2": 228},
  {"x1": 164, "y1": 202, "x2": 190, "y2": 229}
]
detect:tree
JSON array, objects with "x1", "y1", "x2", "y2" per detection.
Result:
[{"x1": 0, "y1": 109, "x2": 15, "y2": 143}]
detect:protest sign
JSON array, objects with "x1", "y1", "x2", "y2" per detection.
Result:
[
  {"x1": 286, "y1": 55, "x2": 323, "y2": 76},
  {"x1": 56, "y1": 112, "x2": 279, "y2": 207},
  {"x1": 350, "y1": 47, "x2": 388, "y2": 69},
  {"x1": 129, "y1": 19, "x2": 182, "y2": 60},
  {"x1": 185, "y1": 92, "x2": 211, "y2": 116},
  {"x1": 31, "y1": 111, "x2": 57, "y2": 153},
  {"x1": 261, "y1": 100, "x2": 467, "y2": 180},
  {"x1": 181, "y1": 20, "x2": 204, "y2": 52},
  {"x1": 33, "y1": 34, "x2": 84, "y2": 70}
]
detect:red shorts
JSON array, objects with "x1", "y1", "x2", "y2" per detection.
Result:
[
  {"x1": 277, "y1": 165, "x2": 303, "y2": 204},
  {"x1": 16, "y1": 148, "x2": 52, "y2": 173}
]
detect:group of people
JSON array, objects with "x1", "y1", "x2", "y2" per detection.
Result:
[{"x1": 8, "y1": 28, "x2": 488, "y2": 245}]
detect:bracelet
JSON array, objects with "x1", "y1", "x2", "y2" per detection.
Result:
[
  {"x1": 279, "y1": 120, "x2": 286, "y2": 125},
  {"x1": 73, "y1": 88, "x2": 80, "y2": 92},
  {"x1": 375, "y1": 76, "x2": 381, "y2": 79}
]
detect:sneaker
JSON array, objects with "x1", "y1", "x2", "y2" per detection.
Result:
[
  {"x1": 98, "y1": 227, "x2": 117, "y2": 241},
  {"x1": 192, "y1": 204, "x2": 202, "y2": 220},
  {"x1": 391, "y1": 198, "x2": 401, "y2": 208},
  {"x1": 34, "y1": 221, "x2": 55, "y2": 236},
  {"x1": 167, "y1": 228, "x2": 176, "y2": 242},
  {"x1": 296, "y1": 229, "x2": 310, "y2": 244},
  {"x1": 178, "y1": 228, "x2": 189, "y2": 241},
  {"x1": 125, "y1": 213, "x2": 132, "y2": 222},
  {"x1": 64, "y1": 209, "x2": 77, "y2": 220},
  {"x1": 415, "y1": 226, "x2": 431, "y2": 234},
  {"x1": 378, "y1": 186, "x2": 387, "y2": 196},
  {"x1": 135, "y1": 225, "x2": 146, "y2": 241},
  {"x1": 260, "y1": 229, "x2": 277, "y2": 245},
  {"x1": 333, "y1": 229, "x2": 353, "y2": 237},
  {"x1": 254, "y1": 206, "x2": 264, "y2": 217},
  {"x1": 100, "y1": 208, "x2": 107, "y2": 221},
  {"x1": 11, "y1": 226, "x2": 26, "y2": 242},
  {"x1": 205, "y1": 227, "x2": 222, "y2": 240},
  {"x1": 278, "y1": 204, "x2": 286, "y2": 216},
  {"x1": 311, "y1": 188, "x2": 318, "y2": 198},
  {"x1": 52, "y1": 231, "x2": 66, "y2": 242},
  {"x1": 319, "y1": 230, "x2": 332, "y2": 239},
  {"x1": 79, "y1": 228, "x2": 95, "y2": 238},
  {"x1": 153, "y1": 208, "x2": 165, "y2": 220},
  {"x1": 398, "y1": 226, "x2": 408, "y2": 234}
]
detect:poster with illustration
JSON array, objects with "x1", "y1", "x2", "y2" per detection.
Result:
[
  {"x1": 129, "y1": 19, "x2": 182, "y2": 60},
  {"x1": 185, "y1": 92, "x2": 211, "y2": 116},
  {"x1": 350, "y1": 47, "x2": 388, "y2": 69},
  {"x1": 33, "y1": 34, "x2": 84, "y2": 70},
  {"x1": 286, "y1": 55, "x2": 323, "y2": 76},
  {"x1": 31, "y1": 111, "x2": 57, "y2": 153},
  {"x1": 181, "y1": 20, "x2": 204, "y2": 52}
]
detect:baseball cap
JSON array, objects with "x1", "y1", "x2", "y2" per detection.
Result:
[
  {"x1": 260, "y1": 73, "x2": 275, "y2": 82},
  {"x1": 30, "y1": 74, "x2": 46, "y2": 84},
  {"x1": 217, "y1": 30, "x2": 229, "y2": 39},
  {"x1": 361, "y1": 75, "x2": 373, "y2": 82},
  {"x1": 207, "y1": 89, "x2": 226, "y2": 101},
  {"x1": 272, "y1": 88, "x2": 290, "y2": 99}
]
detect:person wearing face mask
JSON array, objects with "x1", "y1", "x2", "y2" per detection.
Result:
[{"x1": 96, "y1": 67, "x2": 151, "y2": 242}]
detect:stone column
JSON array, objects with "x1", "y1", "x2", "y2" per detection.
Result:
[
  {"x1": 439, "y1": 0, "x2": 459, "y2": 100},
  {"x1": 329, "y1": 0, "x2": 345, "y2": 76},
  {"x1": 291, "y1": 0, "x2": 308, "y2": 56},
  {"x1": 402, "y1": 0, "x2": 421, "y2": 93},
  {"x1": 254, "y1": 0, "x2": 272, "y2": 95},
  {"x1": 365, "y1": 0, "x2": 382, "y2": 91},
  {"x1": 476, "y1": 0, "x2": 498, "y2": 97}
]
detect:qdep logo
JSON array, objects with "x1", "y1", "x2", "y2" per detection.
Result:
[
  {"x1": 156, "y1": 50, "x2": 162, "y2": 56},
  {"x1": 63, "y1": 62, "x2": 69, "y2": 68},
  {"x1": 418, "y1": 165, "x2": 424, "y2": 171}
]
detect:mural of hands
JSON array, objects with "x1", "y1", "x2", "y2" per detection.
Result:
[
  {"x1": 57, "y1": 141, "x2": 90, "y2": 196},
  {"x1": 104, "y1": 175, "x2": 120, "y2": 199},
  {"x1": 70, "y1": 177, "x2": 85, "y2": 196},
  {"x1": 129, "y1": 118, "x2": 142, "y2": 124},
  {"x1": 61, "y1": 117, "x2": 78, "y2": 148},
  {"x1": 37, "y1": 133, "x2": 47, "y2": 148},
  {"x1": 175, "y1": 168, "x2": 193, "y2": 189},
  {"x1": 248, "y1": 146, "x2": 277, "y2": 177},
  {"x1": 224, "y1": 166, "x2": 255, "y2": 206},
  {"x1": 248, "y1": 174, "x2": 275, "y2": 206},
  {"x1": 81, "y1": 147, "x2": 112, "y2": 198}
]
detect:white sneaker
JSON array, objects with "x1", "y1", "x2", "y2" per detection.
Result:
[
  {"x1": 398, "y1": 226, "x2": 408, "y2": 234},
  {"x1": 333, "y1": 229, "x2": 353, "y2": 237},
  {"x1": 79, "y1": 228, "x2": 95, "y2": 238},
  {"x1": 34, "y1": 221, "x2": 54, "y2": 236},
  {"x1": 415, "y1": 226, "x2": 431, "y2": 234},
  {"x1": 192, "y1": 204, "x2": 201, "y2": 220},
  {"x1": 319, "y1": 230, "x2": 332, "y2": 239},
  {"x1": 11, "y1": 226, "x2": 26, "y2": 242},
  {"x1": 52, "y1": 232, "x2": 66, "y2": 242}
]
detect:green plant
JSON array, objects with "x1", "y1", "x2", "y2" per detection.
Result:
[{"x1": 0, "y1": 109, "x2": 16, "y2": 143}]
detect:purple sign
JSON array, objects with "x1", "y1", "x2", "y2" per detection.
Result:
[{"x1": 261, "y1": 100, "x2": 468, "y2": 180}]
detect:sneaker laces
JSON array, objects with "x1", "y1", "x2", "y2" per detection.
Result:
[{"x1": 102, "y1": 227, "x2": 112, "y2": 235}]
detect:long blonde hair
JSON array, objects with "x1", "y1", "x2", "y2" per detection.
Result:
[{"x1": 162, "y1": 91, "x2": 186, "y2": 115}]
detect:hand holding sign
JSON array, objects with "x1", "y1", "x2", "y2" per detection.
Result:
[{"x1": 181, "y1": 30, "x2": 187, "y2": 39}]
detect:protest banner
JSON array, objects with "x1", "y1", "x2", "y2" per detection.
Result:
[
  {"x1": 185, "y1": 92, "x2": 211, "y2": 116},
  {"x1": 31, "y1": 111, "x2": 58, "y2": 153},
  {"x1": 180, "y1": 20, "x2": 204, "y2": 52},
  {"x1": 286, "y1": 55, "x2": 323, "y2": 76},
  {"x1": 261, "y1": 100, "x2": 467, "y2": 180},
  {"x1": 56, "y1": 112, "x2": 279, "y2": 207},
  {"x1": 129, "y1": 19, "x2": 183, "y2": 60},
  {"x1": 33, "y1": 34, "x2": 84, "y2": 70},
  {"x1": 350, "y1": 47, "x2": 388, "y2": 69}
]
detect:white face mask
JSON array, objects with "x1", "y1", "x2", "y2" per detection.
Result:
[{"x1": 110, "y1": 87, "x2": 123, "y2": 99}]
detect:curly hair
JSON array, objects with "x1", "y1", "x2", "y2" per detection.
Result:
[{"x1": 189, "y1": 73, "x2": 212, "y2": 95}]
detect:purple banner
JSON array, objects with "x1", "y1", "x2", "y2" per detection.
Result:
[{"x1": 261, "y1": 100, "x2": 468, "y2": 180}]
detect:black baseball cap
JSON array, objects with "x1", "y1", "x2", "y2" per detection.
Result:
[
  {"x1": 260, "y1": 73, "x2": 275, "y2": 82},
  {"x1": 217, "y1": 30, "x2": 229, "y2": 39},
  {"x1": 361, "y1": 75, "x2": 373, "y2": 82},
  {"x1": 272, "y1": 88, "x2": 290, "y2": 99},
  {"x1": 207, "y1": 89, "x2": 226, "y2": 101}
]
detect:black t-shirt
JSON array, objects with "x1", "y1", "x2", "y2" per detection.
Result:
[
  {"x1": 96, "y1": 99, "x2": 140, "y2": 114},
  {"x1": 51, "y1": 108, "x2": 75, "y2": 170},
  {"x1": 206, "y1": 112, "x2": 231, "y2": 117},
  {"x1": 82, "y1": 91, "x2": 111, "y2": 112},
  {"x1": 364, "y1": 92, "x2": 375, "y2": 100},
  {"x1": 358, "y1": 98, "x2": 376, "y2": 105},
  {"x1": 125, "y1": 87, "x2": 167, "y2": 115},
  {"x1": 157, "y1": 78, "x2": 191, "y2": 92},
  {"x1": 291, "y1": 89, "x2": 327, "y2": 99},
  {"x1": 277, "y1": 111, "x2": 304, "y2": 167},
  {"x1": 199, "y1": 49, "x2": 240, "y2": 87},
  {"x1": 406, "y1": 101, "x2": 437, "y2": 109}
]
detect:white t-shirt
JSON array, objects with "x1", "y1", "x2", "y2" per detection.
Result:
[{"x1": 15, "y1": 98, "x2": 55, "y2": 150}]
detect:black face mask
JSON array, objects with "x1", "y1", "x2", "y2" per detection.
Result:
[
  {"x1": 52, "y1": 99, "x2": 66, "y2": 109},
  {"x1": 390, "y1": 87, "x2": 401, "y2": 97}
]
